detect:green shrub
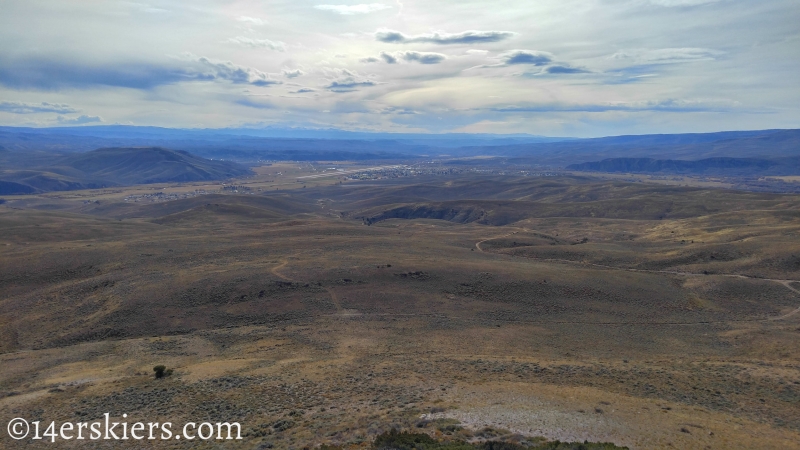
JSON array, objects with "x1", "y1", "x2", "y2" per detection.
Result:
[{"x1": 153, "y1": 365, "x2": 173, "y2": 379}]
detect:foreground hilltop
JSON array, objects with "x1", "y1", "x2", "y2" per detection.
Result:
[{"x1": 0, "y1": 146, "x2": 252, "y2": 194}]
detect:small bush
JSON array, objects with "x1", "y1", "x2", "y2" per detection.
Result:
[{"x1": 153, "y1": 365, "x2": 173, "y2": 379}]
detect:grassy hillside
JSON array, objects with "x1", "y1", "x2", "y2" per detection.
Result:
[
  {"x1": 1, "y1": 174, "x2": 799, "y2": 449},
  {"x1": 0, "y1": 147, "x2": 252, "y2": 193}
]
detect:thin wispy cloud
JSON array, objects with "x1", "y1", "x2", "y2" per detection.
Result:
[
  {"x1": 649, "y1": 0, "x2": 722, "y2": 6},
  {"x1": 367, "y1": 51, "x2": 446, "y2": 64},
  {"x1": 326, "y1": 80, "x2": 377, "y2": 92},
  {"x1": 486, "y1": 98, "x2": 741, "y2": 114},
  {"x1": 315, "y1": 4, "x2": 391, "y2": 15},
  {"x1": 611, "y1": 48, "x2": 722, "y2": 64},
  {"x1": 236, "y1": 97, "x2": 275, "y2": 110},
  {"x1": 323, "y1": 69, "x2": 379, "y2": 92},
  {"x1": 226, "y1": 36, "x2": 285, "y2": 51},
  {"x1": 0, "y1": 54, "x2": 281, "y2": 90},
  {"x1": 470, "y1": 50, "x2": 554, "y2": 69},
  {"x1": 543, "y1": 65, "x2": 591, "y2": 74},
  {"x1": 397, "y1": 51, "x2": 447, "y2": 64},
  {"x1": 237, "y1": 16, "x2": 267, "y2": 26},
  {"x1": 501, "y1": 50, "x2": 553, "y2": 66},
  {"x1": 192, "y1": 56, "x2": 282, "y2": 87},
  {"x1": 282, "y1": 69, "x2": 305, "y2": 78},
  {"x1": 375, "y1": 29, "x2": 516, "y2": 44},
  {"x1": 0, "y1": 101, "x2": 78, "y2": 114},
  {"x1": 57, "y1": 114, "x2": 102, "y2": 124}
]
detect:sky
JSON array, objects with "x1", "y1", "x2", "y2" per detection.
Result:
[{"x1": 0, "y1": 0, "x2": 798, "y2": 136}]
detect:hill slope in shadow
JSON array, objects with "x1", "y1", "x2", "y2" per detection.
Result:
[
  {"x1": 0, "y1": 147, "x2": 251, "y2": 194},
  {"x1": 567, "y1": 156, "x2": 800, "y2": 176}
]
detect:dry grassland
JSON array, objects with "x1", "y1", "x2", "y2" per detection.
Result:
[{"x1": 1, "y1": 173, "x2": 799, "y2": 449}]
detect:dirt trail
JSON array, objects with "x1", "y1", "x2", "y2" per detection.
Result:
[{"x1": 475, "y1": 230, "x2": 520, "y2": 252}]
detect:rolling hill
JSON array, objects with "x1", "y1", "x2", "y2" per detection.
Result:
[
  {"x1": 0, "y1": 147, "x2": 251, "y2": 194},
  {"x1": 567, "y1": 156, "x2": 800, "y2": 176}
]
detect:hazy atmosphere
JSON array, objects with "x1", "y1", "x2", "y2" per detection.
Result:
[{"x1": 1, "y1": 0, "x2": 799, "y2": 135}]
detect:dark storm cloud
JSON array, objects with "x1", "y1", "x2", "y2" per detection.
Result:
[
  {"x1": 0, "y1": 55, "x2": 280, "y2": 90},
  {"x1": 0, "y1": 101, "x2": 78, "y2": 114},
  {"x1": 375, "y1": 29, "x2": 516, "y2": 44}
]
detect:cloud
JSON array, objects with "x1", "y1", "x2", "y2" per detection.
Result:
[
  {"x1": 282, "y1": 68, "x2": 305, "y2": 78},
  {"x1": 226, "y1": 36, "x2": 285, "y2": 51},
  {"x1": 501, "y1": 50, "x2": 553, "y2": 66},
  {"x1": 0, "y1": 101, "x2": 78, "y2": 114},
  {"x1": 611, "y1": 48, "x2": 722, "y2": 63},
  {"x1": 326, "y1": 80, "x2": 377, "y2": 92},
  {"x1": 544, "y1": 65, "x2": 591, "y2": 74},
  {"x1": 315, "y1": 4, "x2": 392, "y2": 14},
  {"x1": 322, "y1": 69, "x2": 379, "y2": 92},
  {"x1": 521, "y1": 65, "x2": 592, "y2": 76},
  {"x1": 397, "y1": 51, "x2": 446, "y2": 64},
  {"x1": 380, "y1": 52, "x2": 398, "y2": 64},
  {"x1": 365, "y1": 51, "x2": 446, "y2": 64},
  {"x1": 57, "y1": 114, "x2": 102, "y2": 124},
  {"x1": 292, "y1": 88, "x2": 316, "y2": 93},
  {"x1": 0, "y1": 55, "x2": 281, "y2": 90},
  {"x1": 379, "y1": 106, "x2": 419, "y2": 115},
  {"x1": 649, "y1": 0, "x2": 722, "y2": 6},
  {"x1": 469, "y1": 50, "x2": 554, "y2": 69},
  {"x1": 237, "y1": 16, "x2": 267, "y2": 26},
  {"x1": 375, "y1": 29, "x2": 516, "y2": 44},
  {"x1": 194, "y1": 56, "x2": 281, "y2": 86},
  {"x1": 486, "y1": 98, "x2": 740, "y2": 114},
  {"x1": 235, "y1": 97, "x2": 274, "y2": 109}
]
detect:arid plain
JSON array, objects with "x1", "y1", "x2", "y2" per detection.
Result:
[{"x1": 1, "y1": 166, "x2": 800, "y2": 449}]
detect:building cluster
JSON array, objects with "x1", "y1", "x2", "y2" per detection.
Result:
[{"x1": 122, "y1": 189, "x2": 211, "y2": 203}]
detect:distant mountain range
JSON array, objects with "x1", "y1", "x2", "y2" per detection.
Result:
[
  {"x1": 0, "y1": 126, "x2": 798, "y2": 195},
  {"x1": 0, "y1": 147, "x2": 251, "y2": 194},
  {"x1": 1, "y1": 126, "x2": 796, "y2": 164}
]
